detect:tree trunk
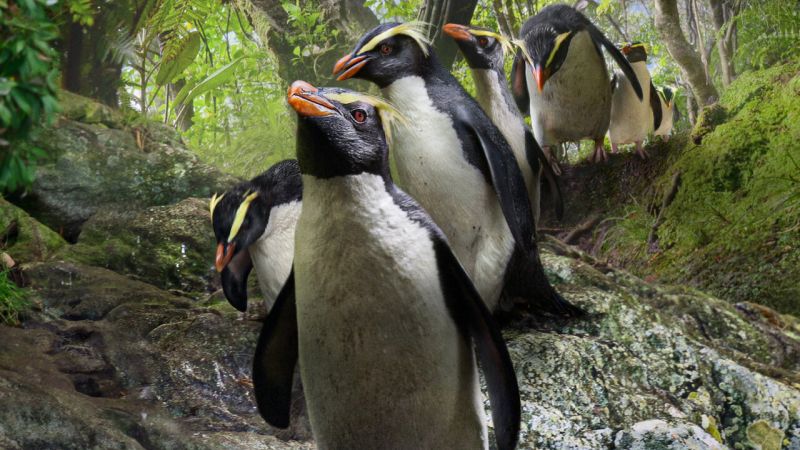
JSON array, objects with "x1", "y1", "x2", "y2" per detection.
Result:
[
  {"x1": 417, "y1": 0, "x2": 479, "y2": 69},
  {"x1": 709, "y1": 0, "x2": 736, "y2": 86},
  {"x1": 654, "y1": 0, "x2": 719, "y2": 106},
  {"x1": 243, "y1": 0, "x2": 378, "y2": 85}
]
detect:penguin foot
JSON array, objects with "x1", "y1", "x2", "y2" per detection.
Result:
[
  {"x1": 611, "y1": 143, "x2": 619, "y2": 154},
  {"x1": 591, "y1": 146, "x2": 608, "y2": 164},
  {"x1": 663, "y1": 135, "x2": 670, "y2": 143},
  {"x1": 635, "y1": 142, "x2": 649, "y2": 159},
  {"x1": 543, "y1": 146, "x2": 562, "y2": 176}
]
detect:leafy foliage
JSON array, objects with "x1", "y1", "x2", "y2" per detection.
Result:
[
  {"x1": 735, "y1": 0, "x2": 800, "y2": 70},
  {"x1": 0, "y1": 269, "x2": 29, "y2": 326},
  {"x1": 0, "y1": 0, "x2": 59, "y2": 192}
]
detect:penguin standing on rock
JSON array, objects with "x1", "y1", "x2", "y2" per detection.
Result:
[
  {"x1": 443, "y1": 23, "x2": 564, "y2": 225},
  {"x1": 511, "y1": 4, "x2": 644, "y2": 166},
  {"x1": 608, "y1": 42, "x2": 661, "y2": 159},
  {"x1": 210, "y1": 160, "x2": 302, "y2": 312},
  {"x1": 334, "y1": 22, "x2": 582, "y2": 317},
  {"x1": 252, "y1": 80, "x2": 520, "y2": 450}
]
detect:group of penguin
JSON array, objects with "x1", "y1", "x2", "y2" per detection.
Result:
[{"x1": 209, "y1": 5, "x2": 675, "y2": 449}]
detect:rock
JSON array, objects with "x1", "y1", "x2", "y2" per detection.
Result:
[
  {"x1": 691, "y1": 103, "x2": 727, "y2": 144},
  {"x1": 0, "y1": 197, "x2": 66, "y2": 264},
  {"x1": 614, "y1": 420, "x2": 726, "y2": 449},
  {"x1": 60, "y1": 197, "x2": 217, "y2": 293},
  {"x1": 8, "y1": 93, "x2": 239, "y2": 242},
  {"x1": 2, "y1": 241, "x2": 799, "y2": 449}
]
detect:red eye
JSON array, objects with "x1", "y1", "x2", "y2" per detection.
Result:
[
  {"x1": 380, "y1": 43, "x2": 392, "y2": 55},
  {"x1": 351, "y1": 109, "x2": 367, "y2": 123},
  {"x1": 477, "y1": 37, "x2": 489, "y2": 47}
]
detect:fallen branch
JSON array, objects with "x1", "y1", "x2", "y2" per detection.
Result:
[{"x1": 564, "y1": 213, "x2": 603, "y2": 245}]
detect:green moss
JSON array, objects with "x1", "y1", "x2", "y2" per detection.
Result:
[
  {"x1": 596, "y1": 62, "x2": 800, "y2": 317},
  {"x1": 0, "y1": 197, "x2": 65, "y2": 262},
  {"x1": 746, "y1": 420, "x2": 783, "y2": 450},
  {"x1": 0, "y1": 270, "x2": 30, "y2": 325}
]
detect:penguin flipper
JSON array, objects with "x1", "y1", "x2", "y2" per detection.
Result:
[
  {"x1": 456, "y1": 110, "x2": 535, "y2": 254},
  {"x1": 511, "y1": 50, "x2": 530, "y2": 116},
  {"x1": 525, "y1": 129, "x2": 564, "y2": 221},
  {"x1": 586, "y1": 24, "x2": 643, "y2": 100},
  {"x1": 650, "y1": 80, "x2": 663, "y2": 132},
  {"x1": 433, "y1": 238, "x2": 521, "y2": 450},
  {"x1": 221, "y1": 250, "x2": 254, "y2": 312},
  {"x1": 252, "y1": 269, "x2": 298, "y2": 429}
]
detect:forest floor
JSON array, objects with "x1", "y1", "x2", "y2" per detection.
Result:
[{"x1": 540, "y1": 61, "x2": 800, "y2": 317}]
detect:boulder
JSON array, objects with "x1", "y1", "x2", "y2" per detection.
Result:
[
  {"x1": 8, "y1": 93, "x2": 239, "y2": 242},
  {"x1": 1, "y1": 241, "x2": 798, "y2": 449},
  {"x1": 0, "y1": 197, "x2": 65, "y2": 264},
  {"x1": 60, "y1": 197, "x2": 217, "y2": 293}
]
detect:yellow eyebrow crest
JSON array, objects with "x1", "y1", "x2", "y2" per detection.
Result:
[
  {"x1": 356, "y1": 22, "x2": 431, "y2": 57},
  {"x1": 324, "y1": 92, "x2": 407, "y2": 145},
  {"x1": 546, "y1": 31, "x2": 572, "y2": 68},
  {"x1": 227, "y1": 192, "x2": 259, "y2": 242},
  {"x1": 209, "y1": 193, "x2": 225, "y2": 220},
  {"x1": 468, "y1": 29, "x2": 514, "y2": 56}
]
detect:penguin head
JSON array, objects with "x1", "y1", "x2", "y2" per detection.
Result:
[
  {"x1": 621, "y1": 42, "x2": 648, "y2": 63},
  {"x1": 661, "y1": 86, "x2": 674, "y2": 107},
  {"x1": 288, "y1": 80, "x2": 403, "y2": 178},
  {"x1": 333, "y1": 22, "x2": 432, "y2": 87},
  {"x1": 516, "y1": 26, "x2": 576, "y2": 92},
  {"x1": 210, "y1": 184, "x2": 268, "y2": 275},
  {"x1": 442, "y1": 24, "x2": 511, "y2": 71}
]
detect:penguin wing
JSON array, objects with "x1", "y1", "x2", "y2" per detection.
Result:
[
  {"x1": 586, "y1": 25, "x2": 643, "y2": 100},
  {"x1": 252, "y1": 269, "x2": 298, "y2": 429},
  {"x1": 511, "y1": 50, "x2": 530, "y2": 116},
  {"x1": 525, "y1": 129, "x2": 564, "y2": 221},
  {"x1": 221, "y1": 250, "x2": 254, "y2": 312},
  {"x1": 455, "y1": 108, "x2": 535, "y2": 254},
  {"x1": 649, "y1": 80, "x2": 663, "y2": 131},
  {"x1": 433, "y1": 237, "x2": 521, "y2": 450}
]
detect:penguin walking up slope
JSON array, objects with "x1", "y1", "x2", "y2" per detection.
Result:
[
  {"x1": 333, "y1": 22, "x2": 582, "y2": 317},
  {"x1": 210, "y1": 160, "x2": 302, "y2": 312},
  {"x1": 654, "y1": 86, "x2": 678, "y2": 141},
  {"x1": 443, "y1": 23, "x2": 564, "y2": 225},
  {"x1": 252, "y1": 80, "x2": 520, "y2": 450},
  {"x1": 511, "y1": 4, "x2": 644, "y2": 166},
  {"x1": 608, "y1": 42, "x2": 662, "y2": 159}
]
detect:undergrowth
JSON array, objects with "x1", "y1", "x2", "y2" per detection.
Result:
[{"x1": 0, "y1": 270, "x2": 29, "y2": 326}]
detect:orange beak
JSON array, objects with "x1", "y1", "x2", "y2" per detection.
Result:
[
  {"x1": 333, "y1": 54, "x2": 368, "y2": 81},
  {"x1": 215, "y1": 242, "x2": 235, "y2": 272},
  {"x1": 533, "y1": 65, "x2": 550, "y2": 92},
  {"x1": 621, "y1": 45, "x2": 631, "y2": 55},
  {"x1": 287, "y1": 80, "x2": 337, "y2": 117},
  {"x1": 442, "y1": 23, "x2": 471, "y2": 41}
]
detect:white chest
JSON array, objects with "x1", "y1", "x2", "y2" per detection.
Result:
[
  {"x1": 247, "y1": 201, "x2": 300, "y2": 310},
  {"x1": 609, "y1": 60, "x2": 652, "y2": 144}
]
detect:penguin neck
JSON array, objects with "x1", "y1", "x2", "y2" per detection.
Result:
[{"x1": 471, "y1": 67, "x2": 523, "y2": 123}]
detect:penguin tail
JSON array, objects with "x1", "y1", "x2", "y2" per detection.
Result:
[{"x1": 504, "y1": 247, "x2": 586, "y2": 317}]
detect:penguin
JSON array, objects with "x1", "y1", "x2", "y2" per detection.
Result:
[
  {"x1": 251, "y1": 80, "x2": 520, "y2": 450},
  {"x1": 333, "y1": 22, "x2": 582, "y2": 317},
  {"x1": 608, "y1": 42, "x2": 661, "y2": 159},
  {"x1": 654, "y1": 86, "x2": 677, "y2": 141},
  {"x1": 443, "y1": 23, "x2": 564, "y2": 224},
  {"x1": 210, "y1": 160, "x2": 302, "y2": 312},
  {"x1": 510, "y1": 4, "x2": 644, "y2": 166}
]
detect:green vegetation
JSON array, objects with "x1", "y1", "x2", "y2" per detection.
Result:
[
  {"x1": 0, "y1": 269, "x2": 29, "y2": 326},
  {"x1": 597, "y1": 62, "x2": 800, "y2": 315},
  {"x1": 0, "y1": 0, "x2": 60, "y2": 191}
]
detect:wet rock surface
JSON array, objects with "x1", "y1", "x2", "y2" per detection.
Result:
[{"x1": 1, "y1": 240, "x2": 798, "y2": 449}]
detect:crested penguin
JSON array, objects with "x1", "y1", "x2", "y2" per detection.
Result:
[
  {"x1": 654, "y1": 86, "x2": 677, "y2": 141},
  {"x1": 252, "y1": 80, "x2": 520, "y2": 450},
  {"x1": 608, "y1": 42, "x2": 661, "y2": 159},
  {"x1": 210, "y1": 160, "x2": 302, "y2": 312},
  {"x1": 333, "y1": 22, "x2": 582, "y2": 317},
  {"x1": 443, "y1": 23, "x2": 564, "y2": 224},
  {"x1": 511, "y1": 5, "x2": 644, "y2": 166}
]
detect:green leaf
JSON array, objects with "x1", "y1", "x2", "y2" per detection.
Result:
[
  {"x1": 174, "y1": 56, "x2": 244, "y2": 107},
  {"x1": 156, "y1": 31, "x2": 202, "y2": 86}
]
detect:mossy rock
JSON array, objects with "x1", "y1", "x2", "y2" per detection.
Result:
[
  {"x1": 691, "y1": 103, "x2": 727, "y2": 144},
  {"x1": 0, "y1": 197, "x2": 65, "y2": 264},
  {"x1": 8, "y1": 93, "x2": 239, "y2": 241},
  {"x1": 59, "y1": 197, "x2": 217, "y2": 294}
]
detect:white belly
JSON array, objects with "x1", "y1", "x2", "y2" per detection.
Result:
[
  {"x1": 609, "y1": 60, "x2": 652, "y2": 144},
  {"x1": 655, "y1": 97, "x2": 674, "y2": 136},
  {"x1": 294, "y1": 174, "x2": 486, "y2": 450},
  {"x1": 383, "y1": 76, "x2": 513, "y2": 307},
  {"x1": 248, "y1": 201, "x2": 300, "y2": 311},
  {"x1": 473, "y1": 68, "x2": 542, "y2": 225},
  {"x1": 527, "y1": 31, "x2": 611, "y2": 147}
]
